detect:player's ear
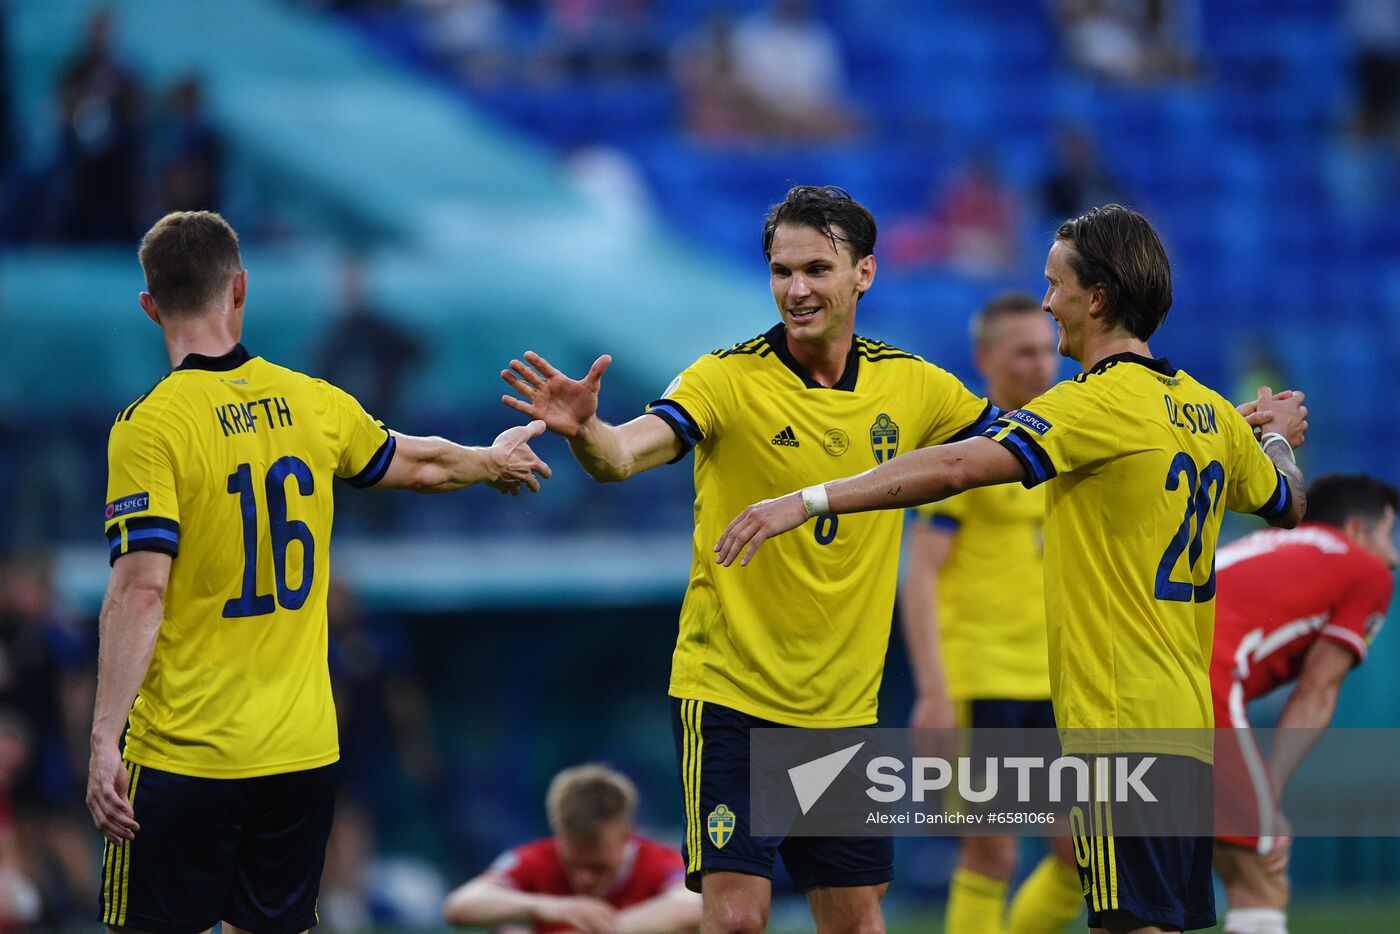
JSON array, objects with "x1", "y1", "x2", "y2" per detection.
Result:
[
  {"x1": 139, "y1": 292, "x2": 161, "y2": 326},
  {"x1": 231, "y1": 269, "x2": 248, "y2": 311},
  {"x1": 1341, "y1": 515, "x2": 1368, "y2": 546},
  {"x1": 856, "y1": 253, "x2": 876, "y2": 293}
]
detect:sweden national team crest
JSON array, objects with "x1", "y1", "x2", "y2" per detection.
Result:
[
  {"x1": 707, "y1": 804, "x2": 736, "y2": 849},
  {"x1": 870, "y1": 413, "x2": 900, "y2": 463}
]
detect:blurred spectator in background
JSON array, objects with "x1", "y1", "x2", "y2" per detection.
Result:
[
  {"x1": 443, "y1": 763, "x2": 699, "y2": 934},
  {"x1": 1057, "y1": 0, "x2": 1198, "y2": 82},
  {"x1": 316, "y1": 258, "x2": 425, "y2": 427},
  {"x1": 0, "y1": 553, "x2": 95, "y2": 927},
  {"x1": 671, "y1": 12, "x2": 768, "y2": 143},
  {"x1": 539, "y1": 0, "x2": 664, "y2": 81},
  {"x1": 149, "y1": 76, "x2": 222, "y2": 217},
  {"x1": 0, "y1": 712, "x2": 41, "y2": 931},
  {"x1": 1348, "y1": 0, "x2": 1400, "y2": 140},
  {"x1": 727, "y1": 0, "x2": 859, "y2": 140},
  {"x1": 887, "y1": 155, "x2": 1019, "y2": 277},
  {"x1": 54, "y1": 7, "x2": 145, "y2": 241},
  {"x1": 1040, "y1": 126, "x2": 1125, "y2": 220},
  {"x1": 415, "y1": 0, "x2": 511, "y2": 87},
  {"x1": 322, "y1": 579, "x2": 444, "y2": 930}
]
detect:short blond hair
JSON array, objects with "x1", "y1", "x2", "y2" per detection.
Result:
[
  {"x1": 545, "y1": 763, "x2": 639, "y2": 841},
  {"x1": 138, "y1": 211, "x2": 242, "y2": 316}
]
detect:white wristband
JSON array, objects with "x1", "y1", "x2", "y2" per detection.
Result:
[
  {"x1": 1260, "y1": 432, "x2": 1292, "y2": 457},
  {"x1": 800, "y1": 484, "x2": 831, "y2": 518}
]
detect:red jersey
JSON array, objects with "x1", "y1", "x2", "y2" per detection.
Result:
[
  {"x1": 487, "y1": 835, "x2": 685, "y2": 934},
  {"x1": 1212, "y1": 522, "x2": 1393, "y2": 708}
]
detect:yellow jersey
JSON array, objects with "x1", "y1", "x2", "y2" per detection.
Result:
[
  {"x1": 913, "y1": 481, "x2": 1050, "y2": 701},
  {"x1": 104, "y1": 344, "x2": 395, "y2": 779},
  {"x1": 648, "y1": 324, "x2": 996, "y2": 727},
  {"x1": 985, "y1": 353, "x2": 1291, "y2": 761}
]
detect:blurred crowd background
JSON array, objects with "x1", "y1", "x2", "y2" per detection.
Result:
[{"x1": 1, "y1": 0, "x2": 1399, "y2": 929}]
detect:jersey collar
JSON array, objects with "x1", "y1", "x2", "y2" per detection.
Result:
[
  {"x1": 175, "y1": 343, "x2": 252, "y2": 372},
  {"x1": 1085, "y1": 351, "x2": 1178, "y2": 378},
  {"x1": 765, "y1": 323, "x2": 860, "y2": 391}
]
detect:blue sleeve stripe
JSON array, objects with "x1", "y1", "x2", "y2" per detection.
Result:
[
  {"x1": 645, "y1": 400, "x2": 703, "y2": 464},
  {"x1": 928, "y1": 514, "x2": 960, "y2": 532},
  {"x1": 108, "y1": 522, "x2": 180, "y2": 566},
  {"x1": 127, "y1": 528, "x2": 180, "y2": 546},
  {"x1": 1256, "y1": 468, "x2": 1293, "y2": 520},
  {"x1": 646, "y1": 400, "x2": 703, "y2": 447},
  {"x1": 997, "y1": 428, "x2": 1056, "y2": 488},
  {"x1": 949, "y1": 402, "x2": 1003, "y2": 443},
  {"x1": 347, "y1": 432, "x2": 396, "y2": 488}
]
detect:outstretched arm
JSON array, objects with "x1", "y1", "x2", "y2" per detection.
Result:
[
  {"x1": 502, "y1": 351, "x2": 682, "y2": 482},
  {"x1": 378, "y1": 421, "x2": 552, "y2": 495},
  {"x1": 716, "y1": 437, "x2": 1024, "y2": 567}
]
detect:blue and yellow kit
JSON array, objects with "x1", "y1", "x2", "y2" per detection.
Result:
[
  {"x1": 649, "y1": 323, "x2": 997, "y2": 727},
  {"x1": 103, "y1": 344, "x2": 395, "y2": 780},
  {"x1": 984, "y1": 353, "x2": 1292, "y2": 761}
]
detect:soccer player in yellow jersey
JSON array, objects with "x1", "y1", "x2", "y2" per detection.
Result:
[
  {"x1": 899, "y1": 293, "x2": 1083, "y2": 934},
  {"x1": 87, "y1": 211, "x2": 551, "y2": 934},
  {"x1": 501, "y1": 186, "x2": 999, "y2": 934},
  {"x1": 717, "y1": 205, "x2": 1309, "y2": 934}
]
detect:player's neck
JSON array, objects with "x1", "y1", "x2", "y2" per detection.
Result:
[
  {"x1": 162, "y1": 316, "x2": 242, "y2": 370},
  {"x1": 785, "y1": 330, "x2": 853, "y2": 388},
  {"x1": 1077, "y1": 332, "x2": 1151, "y2": 373}
]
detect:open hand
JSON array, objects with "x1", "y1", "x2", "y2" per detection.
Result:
[
  {"x1": 714, "y1": 493, "x2": 809, "y2": 567},
  {"x1": 87, "y1": 742, "x2": 138, "y2": 844},
  {"x1": 487, "y1": 420, "x2": 552, "y2": 495},
  {"x1": 502, "y1": 351, "x2": 612, "y2": 439}
]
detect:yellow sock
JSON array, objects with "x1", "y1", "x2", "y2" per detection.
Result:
[
  {"x1": 946, "y1": 866, "x2": 1008, "y2": 934},
  {"x1": 1007, "y1": 855, "x2": 1085, "y2": 934}
]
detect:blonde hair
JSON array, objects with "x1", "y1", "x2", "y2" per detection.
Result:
[{"x1": 545, "y1": 763, "x2": 639, "y2": 841}]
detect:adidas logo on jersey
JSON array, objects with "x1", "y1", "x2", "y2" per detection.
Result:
[{"x1": 771, "y1": 426, "x2": 800, "y2": 447}]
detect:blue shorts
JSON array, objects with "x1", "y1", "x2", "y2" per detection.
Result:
[
  {"x1": 1069, "y1": 755, "x2": 1215, "y2": 931},
  {"x1": 98, "y1": 761, "x2": 337, "y2": 934},
  {"x1": 955, "y1": 697, "x2": 1056, "y2": 730},
  {"x1": 670, "y1": 697, "x2": 893, "y2": 894}
]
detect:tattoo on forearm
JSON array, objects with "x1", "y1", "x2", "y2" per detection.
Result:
[{"x1": 887, "y1": 484, "x2": 902, "y2": 497}]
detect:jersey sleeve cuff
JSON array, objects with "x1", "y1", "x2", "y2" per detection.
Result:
[
  {"x1": 1253, "y1": 468, "x2": 1293, "y2": 521},
  {"x1": 645, "y1": 399, "x2": 703, "y2": 463},
  {"x1": 346, "y1": 431, "x2": 397, "y2": 488},
  {"x1": 948, "y1": 401, "x2": 1003, "y2": 443},
  {"x1": 988, "y1": 425, "x2": 1057, "y2": 488},
  {"x1": 1320, "y1": 625, "x2": 1368, "y2": 665},
  {"x1": 107, "y1": 517, "x2": 180, "y2": 566}
]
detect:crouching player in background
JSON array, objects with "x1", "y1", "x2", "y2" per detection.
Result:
[
  {"x1": 1212, "y1": 474, "x2": 1398, "y2": 934},
  {"x1": 444, "y1": 764, "x2": 701, "y2": 934},
  {"x1": 898, "y1": 293, "x2": 1082, "y2": 934}
]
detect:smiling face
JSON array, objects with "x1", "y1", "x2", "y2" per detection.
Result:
[
  {"x1": 1041, "y1": 238, "x2": 1102, "y2": 363},
  {"x1": 768, "y1": 222, "x2": 875, "y2": 349}
]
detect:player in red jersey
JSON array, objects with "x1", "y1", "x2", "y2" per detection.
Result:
[
  {"x1": 1211, "y1": 473, "x2": 1398, "y2": 934},
  {"x1": 443, "y1": 764, "x2": 700, "y2": 934}
]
